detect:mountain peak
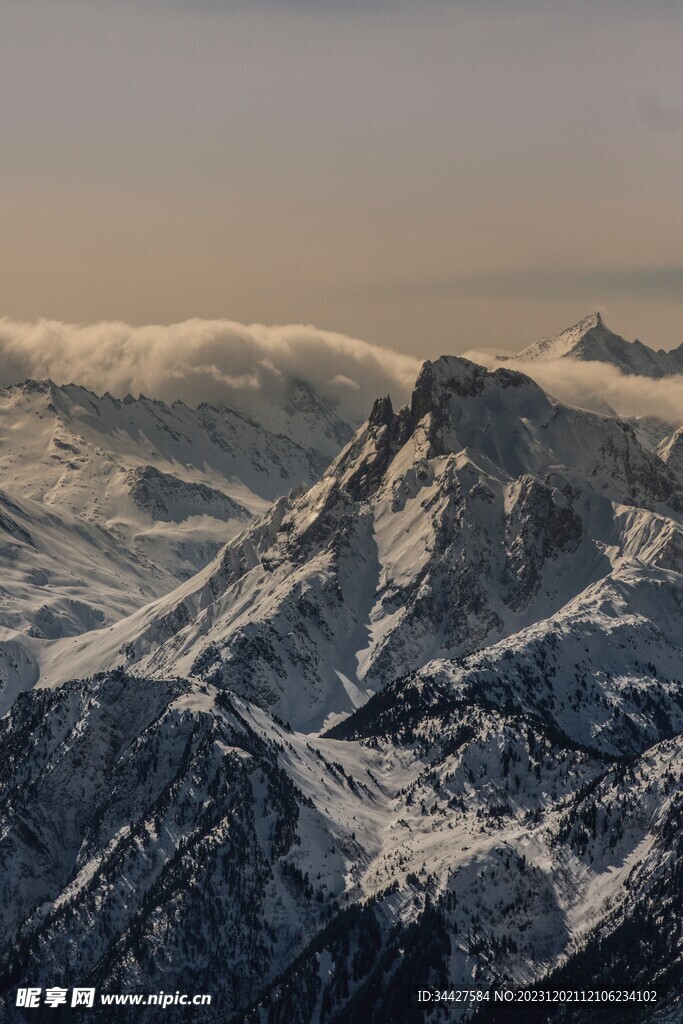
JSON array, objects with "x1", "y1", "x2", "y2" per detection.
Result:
[
  {"x1": 368, "y1": 393, "x2": 394, "y2": 428},
  {"x1": 58, "y1": 341, "x2": 682, "y2": 729},
  {"x1": 515, "y1": 312, "x2": 615, "y2": 362},
  {"x1": 562, "y1": 310, "x2": 604, "y2": 334},
  {"x1": 413, "y1": 355, "x2": 488, "y2": 404},
  {"x1": 412, "y1": 355, "x2": 541, "y2": 410},
  {"x1": 512, "y1": 313, "x2": 683, "y2": 377}
]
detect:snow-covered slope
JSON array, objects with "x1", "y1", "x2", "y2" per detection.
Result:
[
  {"x1": 0, "y1": 379, "x2": 344, "y2": 647},
  {"x1": 0, "y1": 378, "x2": 337, "y2": 517},
  {"x1": 38, "y1": 356, "x2": 681, "y2": 734},
  {"x1": 512, "y1": 312, "x2": 683, "y2": 378},
  {"x1": 2, "y1": 671, "x2": 682, "y2": 1021},
  {"x1": 1, "y1": 356, "x2": 682, "y2": 1022},
  {"x1": 657, "y1": 426, "x2": 683, "y2": 484},
  {"x1": 0, "y1": 487, "x2": 182, "y2": 634}
]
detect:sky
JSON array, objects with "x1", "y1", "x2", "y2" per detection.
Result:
[{"x1": 2, "y1": 0, "x2": 683, "y2": 356}]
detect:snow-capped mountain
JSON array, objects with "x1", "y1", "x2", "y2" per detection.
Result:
[
  {"x1": 0, "y1": 379, "x2": 348, "y2": 646},
  {"x1": 499, "y1": 312, "x2": 682, "y2": 454},
  {"x1": 1, "y1": 356, "x2": 682, "y2": 1022},
  {"x1": 38, "y1": 356, "x2": 681, "y2": 730},
  {"x1": 511, "y1": 312, "x2": 683, "y2": 378}
]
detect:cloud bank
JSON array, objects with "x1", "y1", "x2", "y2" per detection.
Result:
[
  {"x1": 463, "y1": 350, "x2": 683, "y2": 427},
  {"x1": 0, "y1": 318, "x2": 420, "y2": 424},
  {"x1": 1, "y1": 317, "x2": 680, "y2": 433}
]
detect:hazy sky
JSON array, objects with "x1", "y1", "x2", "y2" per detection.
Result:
[{"x1": 2, "y1": 0, "x2": 683, "y2": 355}]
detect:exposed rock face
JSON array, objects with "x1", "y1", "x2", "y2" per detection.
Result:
[
  {"x1": 503, "y1": 475, "x2": 583, "y2": 612},
  {"x1": 125, "y1": 465, "x2": 251, "y2": 522},
  {"x1": 1, "y1": 356, "x2": 683, "y2": 1022},
  {"x1": 32, "y1": 356, "x2": 681, "y2": 733}
]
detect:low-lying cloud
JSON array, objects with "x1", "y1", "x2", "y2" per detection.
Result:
[
  {"x1": 0, "y1": 317, "x2": 420, "y2": 424},
  {"x1": 463, "y1": 350, "x2": 683, "y2": 427},
  {"x1": 2, "y1": 317, "x2": 680, "y2": 433}
]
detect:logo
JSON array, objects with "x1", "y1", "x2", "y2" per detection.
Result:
[
  {"x1": 15, "y1": 986, "x2": 96, "y2": 1009},
  {"x1": 72, "y1": 988, "x2": 96, "y2": 1008},
  {"x1": 16, "y1": 989, "x2": 41, "y2": 1008}
]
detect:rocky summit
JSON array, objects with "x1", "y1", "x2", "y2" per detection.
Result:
[{"x1": 1, "y1": 354, "x2": 682, "y2": 1022}]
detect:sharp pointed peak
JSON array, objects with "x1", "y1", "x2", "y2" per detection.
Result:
[
  {"x1": 555, "y1": 311, "x2": 611, "y2": 338},
  {"x1": 514, "y1": 312, "x2": 622, "y2": 362},
  {"x1": 512, "y1": 313, "x2": 683, "y2": 376},
  {"x1": 368, "y1": 394, "x2": 394, "y2": 428}
]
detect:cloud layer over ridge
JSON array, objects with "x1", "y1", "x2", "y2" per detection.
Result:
[
  {"x1": 1, "y1": 316, "x2": 681, "y2": 432},
  {"x1": 0, "y1": 317, "x2": 420, "y2": 424},
  {"x1": 464, "y1": 350, "x2": 683, "y2": 427}
]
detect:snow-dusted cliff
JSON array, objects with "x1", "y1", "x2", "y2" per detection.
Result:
[{"x1": 1, "y1": 354, "x2": 682, "y2": 1022}]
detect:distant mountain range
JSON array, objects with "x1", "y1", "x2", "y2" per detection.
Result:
[
  {"x1": 1, "y1": 344, "x2": 682, "y2": 1022},
  {"x1": 0, "y1": 378, "x2": 352, "y2": 638}
]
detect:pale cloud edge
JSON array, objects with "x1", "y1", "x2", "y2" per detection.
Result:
[
  {"x1": 0, "y1": 317, "x2": 421, "y2": 425},
  {"x1": 464, "y1": 350, "x2": 683, "y2": 427},
  {"x1": 1, "y1": 317, "x2": 680, "y2": 430}
]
